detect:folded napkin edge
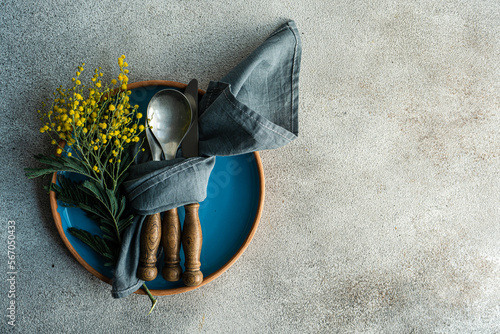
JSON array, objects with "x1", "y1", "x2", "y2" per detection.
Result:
[
  {"x1": 126, "y1": 157, "x2": 215, "y2": 203},
  {"x1": 221, "y1": 88, "x2": 297, "y2": 141},
  {"x1": 111, "y1": 279, "x2": 143, "y2": 299}
]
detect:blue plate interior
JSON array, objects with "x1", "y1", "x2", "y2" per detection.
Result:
[{"x1": 57, "y1": 85, "x2": 262, "y2": 290}]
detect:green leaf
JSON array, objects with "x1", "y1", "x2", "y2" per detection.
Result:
[
  {"x1": 26, "y1": 154, "x2": 95, "y2": 179},
  {"x1": 79, "y1": 203, "x2": 108, "y2": 221},
  {"x1": 102, "y1": 234, "x2": 116, "y2": 243},
  {"x1": 67, "y1": 228, "x2": 109, "y2": 259},
  {"x1": 51, "y1": 177, "x2": 85, "y2": 207},
  {"x1": 106, "y1": 188, "x2": 118, "y2": 216},
  {"x1": 102, "y1": 252, "x2": 114, "y2": 260},
  {"x1": 99, "y1": 225, "x2": 115, "y2": 238},
  {"x1": 33, "y1": 154, "x2": 65, "y2": 169},
  {"x1": 118, "y1": 215, "x2": 134, "y2": 234},
  {"x1": 117, "y1": 196, "x2": 127, "y2": 221},
  {"x1": 81, "y1": 181, "x2": 102, "y2": 199},
  {"x1": 24, "y1": 167, "x2": 59, "y2": 179},
  {"x1": 58, "y1": 156, "x2": 87, "y2": 174}
]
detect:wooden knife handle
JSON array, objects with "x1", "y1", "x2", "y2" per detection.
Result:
[
  {"x1": 182, "y1": 203, "x2": 203, "y2": 286},
  {"x1": 137, "y1": 213, "x2": 161, "y2": 281},
  {"x1": 161, "y1": 208, "x2": 182, "y2": 282}
]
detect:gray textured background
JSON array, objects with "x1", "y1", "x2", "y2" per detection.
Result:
[{"x1": 1, "y1": 1, "x2": 500, "y2": 333}]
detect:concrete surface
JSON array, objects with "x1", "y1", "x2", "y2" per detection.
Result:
[{"x1": 1, "y1": 0, "x2": 499, "y2": 333}]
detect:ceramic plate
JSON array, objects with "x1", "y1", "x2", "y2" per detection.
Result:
[{"x1": 51, "y1": 81, "x2": 265, "y2": 295}]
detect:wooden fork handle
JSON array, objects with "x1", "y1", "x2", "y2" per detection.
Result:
[
  {"x1": 137, "y1": 213, "x2": 161, "y2": 281},
  {"x1": 182, "y1": 203, "x2": 203, "y2": 286},
  {"x1": 161, "y1": 208, "x2": 182, "y2": 282}
]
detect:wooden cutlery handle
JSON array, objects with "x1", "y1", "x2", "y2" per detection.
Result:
[
  {"x1": 161, "y1": 208, "x2": 182, "y2": 282},
  {"x1": 137, "y1": 213, "x2": 161, "y2": 281},
  {"x1": 182, "y1": 203, "x2": 203, "y2": 286}
]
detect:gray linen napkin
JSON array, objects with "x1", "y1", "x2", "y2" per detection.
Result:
[{"x1": 112, "y1": 20, "x2": 302, "y2": 298}]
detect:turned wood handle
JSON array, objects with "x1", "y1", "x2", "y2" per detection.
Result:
[
  {"x1": 182, "y1": 203, "x2": 203, "y2": 286},
  {"x1": 137, "y1": 213, "x2": 161, "y2": 281},
  {"x1": 161, "y1": 208, "x2": 182, "y2": 282}
]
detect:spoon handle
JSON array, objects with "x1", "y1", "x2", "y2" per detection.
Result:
[
  {"x1": 161, "y1": 208, "x2": 182, "y2": 281},
  {"x1": 137, "y1": 213, "x2": 161, "y2": 281},
  {"x1": 182, "y1": 203, "x2": 203, "y2": 286}
]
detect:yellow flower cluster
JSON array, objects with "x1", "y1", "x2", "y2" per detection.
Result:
[{"x1": 38, "y1": 55, "x2": 145, "y2": 180}]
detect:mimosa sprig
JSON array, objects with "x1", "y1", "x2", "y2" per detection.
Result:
[{"x1": 25, "y1": 55, "x2": 157, "y2": 313}]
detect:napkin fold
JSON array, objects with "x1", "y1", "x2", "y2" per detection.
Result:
[{"x1": 112, "y1": 20, "x2": 302, "y2": 298}]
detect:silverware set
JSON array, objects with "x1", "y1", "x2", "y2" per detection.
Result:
[{"x1": 137, "y1": 80, "x2": 203, "y2": 286}]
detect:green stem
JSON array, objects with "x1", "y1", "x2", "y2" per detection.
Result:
[{"x1": 142, "y1": 283, "x2": 158, "y2": 315}]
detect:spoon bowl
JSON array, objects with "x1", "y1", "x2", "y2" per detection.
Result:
[{"x1": 147, "y1": 89, "x2": 192, "y2": 160}]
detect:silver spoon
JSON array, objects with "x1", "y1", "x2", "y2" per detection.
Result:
[
  {"x1": 148, "y1": 89, "x2": 192, "y2": 160},
  {"x1": 137, "y1": 89, "x2": 192, "y2": 282}
]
